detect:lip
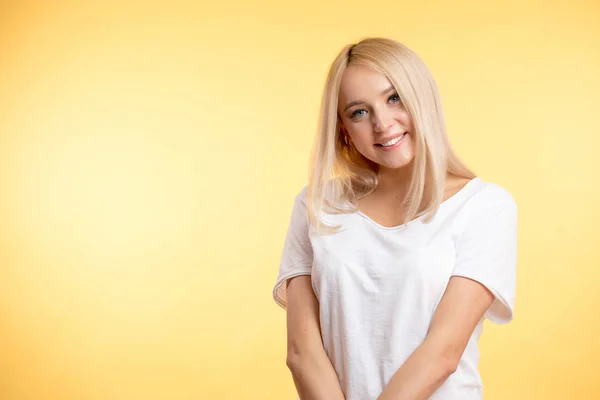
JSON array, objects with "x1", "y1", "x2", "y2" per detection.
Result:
[{"x1": 375, "y1": 132, "x2": 407, "y2": 146}]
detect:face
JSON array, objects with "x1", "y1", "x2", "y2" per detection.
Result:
[{"x1": 337, "y1": 65, "x2": 415, "y2": 171}]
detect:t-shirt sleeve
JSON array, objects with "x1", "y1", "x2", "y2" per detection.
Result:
[
  {"x1": 272, "y1": 187, "x2": 313, "y2": 309},
  {"x1": 451, "y1": 188, "x2": 518, "y2": 324}
]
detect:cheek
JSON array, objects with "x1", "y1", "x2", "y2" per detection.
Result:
[
  {"x1": 347, "y1": 125, "x2": 374, "y2": 147},
  {"x1": 397, "y1": 110, "x2": 413, "y2": 127},
  {"x1": 346, "y1": 117, "x2": 374, "y2": 134}
]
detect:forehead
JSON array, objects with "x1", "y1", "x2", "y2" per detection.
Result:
[{"x1": 338, "y1": 65, "x2": 392, "y2": 101}]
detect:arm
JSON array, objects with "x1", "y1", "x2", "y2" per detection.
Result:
[
  {"x1": 286, "y1": 275, "x2": 345, "y2": 400},
  {"x1": 377, "y1": 276, "x2": 495, "y2": 400}
]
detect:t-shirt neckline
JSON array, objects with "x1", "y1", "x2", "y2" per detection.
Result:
[{"x1": 355, "y1": 177, "x2": 482, "y2": 230}]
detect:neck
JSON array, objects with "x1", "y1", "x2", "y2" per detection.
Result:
[{"x1": 374, "y1": 161, "x2": 415, "y2": 200}]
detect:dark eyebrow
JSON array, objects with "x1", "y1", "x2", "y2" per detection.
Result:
[{"x1": 343, "y1": 86, "x2": 396, "y2": 112}]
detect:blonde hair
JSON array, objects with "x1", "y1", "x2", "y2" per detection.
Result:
[{"x1": 307, "y1": 37, "x2": 475, "y2": 234}]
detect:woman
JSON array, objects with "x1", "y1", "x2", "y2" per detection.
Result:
[{"x1": 272, "y1": 37, "x2": 518, "y2": 400}]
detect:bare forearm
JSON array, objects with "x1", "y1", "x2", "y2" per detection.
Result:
[
  {"x1": 377, "y1": 339, "x2": 456, "y2": 400},
  {"x1": 288, "y1": 351, "x2": 345, "y2": 400}
]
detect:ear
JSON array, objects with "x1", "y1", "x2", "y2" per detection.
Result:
[
  {"x1": 338, "y1": 120, "x2": 348, "y2": 136},
  {"x1": 340, "y1": 128, "x2": 352, "y2": 147}
]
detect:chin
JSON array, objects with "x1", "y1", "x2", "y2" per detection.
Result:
[
  {"x1": 377, "y1": 157, "x2": 415, "y2": 170},
  {"x1": 382, "y1": 162, "x2": 412, "y2": 170}
]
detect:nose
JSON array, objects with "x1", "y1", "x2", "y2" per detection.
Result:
[{"x1": 372, "y1": 108, "x2": 394, "y2": 133}]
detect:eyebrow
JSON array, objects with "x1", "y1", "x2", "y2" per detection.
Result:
[{"x1": 343, "y1": 86, "x2": 396, "y2": 112}]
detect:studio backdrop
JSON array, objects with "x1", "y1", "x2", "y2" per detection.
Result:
[{"x1": 0, "y1": 1, "x2": 599, "y2": 399}]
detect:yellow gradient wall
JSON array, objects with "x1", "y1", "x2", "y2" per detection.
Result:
[{"x1": 1, "y1": 1, "x2": 599, "y2": 399}]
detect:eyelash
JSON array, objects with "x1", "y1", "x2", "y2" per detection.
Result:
[{"x1": 350, "y1": 93, "x2": 401, "y2": 120}]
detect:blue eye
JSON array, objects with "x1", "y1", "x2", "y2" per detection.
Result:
[
  {"x1": 351, "y1": 109, "x2": 366, "y2": 119},
  {"x1": 388, "y1": 93, "x2": 401, "y2": 103},
  {"x1": 348, "y1": 93, "x2": 401, "y2": 120}
]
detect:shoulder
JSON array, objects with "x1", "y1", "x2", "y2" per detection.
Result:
[
  {"x1": 451, "y1": 178, "x2": 518, "y2": 233},
  {"x1": 467, "y1": 178, "x2": 517, "y2": 214},
  {"x1": 292, "y1": 178, "x2": 342, "y2": 208},
  {"x1": 294, "y1": 185, "x2": 309, "y2": 206}
]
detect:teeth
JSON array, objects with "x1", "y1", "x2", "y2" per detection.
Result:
[{"x1": 381, "y1": 133, "x2": 404, "y2": 147}]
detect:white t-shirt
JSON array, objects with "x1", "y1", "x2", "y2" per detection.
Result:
[{"x1": 273, "y1": 177, "x2": 518, "y2": 400}]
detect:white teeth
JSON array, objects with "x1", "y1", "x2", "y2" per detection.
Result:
[{"x1": 381, "y1": 133, "x2": 405, "y2": 147}]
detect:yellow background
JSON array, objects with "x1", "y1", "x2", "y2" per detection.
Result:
[{"x1": 1, "y1": 1, "x2": 599, "y2": 399}]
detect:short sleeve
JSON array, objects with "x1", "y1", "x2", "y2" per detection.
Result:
[
  {"x1": 272, "y1": 187, "x2": 313, "y2": 309},
  {"x1": 451, "y1": 189, "x2": 518, "y2": 324}
]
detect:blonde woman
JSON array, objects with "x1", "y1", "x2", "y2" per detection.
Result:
[{"x1": 273, "y1": 37, "x2": 518, "y2": 400}]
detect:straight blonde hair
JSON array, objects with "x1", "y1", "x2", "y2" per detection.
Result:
[{"x1": 307, "y1": 37, "x2": 475, "y2": 234}]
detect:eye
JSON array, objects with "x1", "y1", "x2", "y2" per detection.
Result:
[
  {"x1": 350, "y1": 109, "x2": 366, "y2": 119},
  {"x1": 388, "y1": 93, "x2": 401, "y2": 104}
]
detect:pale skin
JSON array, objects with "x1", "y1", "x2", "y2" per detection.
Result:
[{"x1": 286, "y1": 65, "x2": 495, "y2": 400}]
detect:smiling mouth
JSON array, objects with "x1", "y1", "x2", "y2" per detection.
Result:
[{"x1": 375, "y1": 132, "x2": 407, "y2": 147}]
